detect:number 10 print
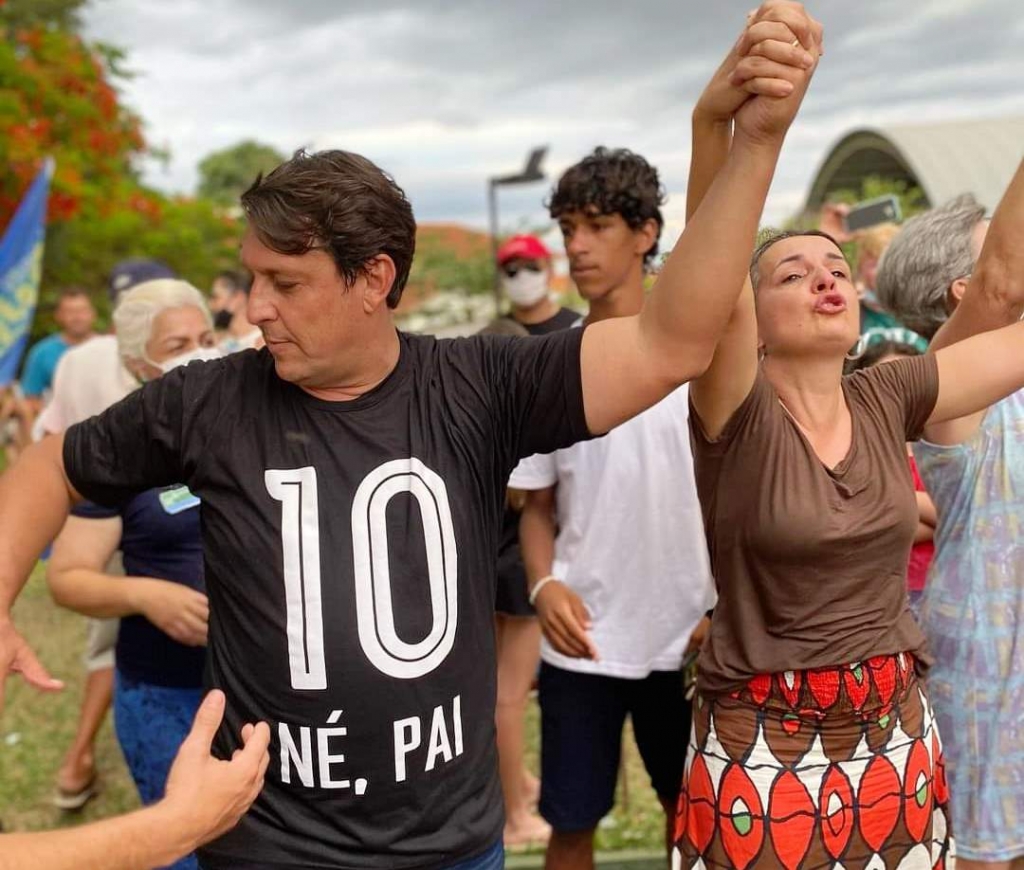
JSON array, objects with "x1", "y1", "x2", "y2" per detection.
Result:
[{"x1": 266, "y1": 459, "x2": 460, "y2": 689}]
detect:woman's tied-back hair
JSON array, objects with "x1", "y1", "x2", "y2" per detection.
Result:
[
  {"x1": 548, "y1": 147, "x2": 666, "y2": 267},
  {"x1": 240, "y1": 149, "x2": 417, "y2": 309},
  {"x1": 874, "y1": 194, "x2": 987, "y2": 339},
  {"x1": 749, "y1": 229, "x2": 844, "y2": 289}
]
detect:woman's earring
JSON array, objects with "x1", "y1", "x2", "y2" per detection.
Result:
[{"x1": 845, "y1": 334, "x2": 867, "y2": 362}]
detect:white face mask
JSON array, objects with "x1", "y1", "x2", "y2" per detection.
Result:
[
  {"x1": 502, "y1": 269, "x2": 549, "y2": 308},
  {"x1": 157, "y1": 345, "x2": 223, "y2": 374}
]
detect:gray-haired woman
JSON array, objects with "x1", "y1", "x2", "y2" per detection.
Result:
[
  {"x1": 876, "y1": 170, "x2": 1024, "y2": 870},
  {"x1": 47, "y1": 278, "x2": 221, "y2": 870}
]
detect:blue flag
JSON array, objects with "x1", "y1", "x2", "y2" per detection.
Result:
[{"x1": 0, "y1": 159, "x2": 54, "y2": 387}]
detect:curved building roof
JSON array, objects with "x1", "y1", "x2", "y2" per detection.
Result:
[{"x1": 804, "y1": 116, "x2": 1024, "y2": 214}]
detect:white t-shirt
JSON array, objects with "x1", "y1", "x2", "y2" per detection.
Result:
[
  {"x1": 37, "y1": 335, "x2": 137, "y2": 434},
  {"x1": 509, "y1": 384, "x2": 715, "y2": 679}
]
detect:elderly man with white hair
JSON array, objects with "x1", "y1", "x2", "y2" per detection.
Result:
[{"x1": 876, "y1": 162, "x2": 1024, "y2": 870}]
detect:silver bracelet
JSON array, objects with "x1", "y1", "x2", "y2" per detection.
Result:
[{"x1": 528, "y1": 575, "x2": 559, "y2": 606}]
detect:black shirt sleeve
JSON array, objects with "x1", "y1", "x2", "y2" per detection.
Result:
[
  {"x1": 443, "y1": 327, "x2": 591, "y2": 469},
  {"x1": 509, "y1": 327, "x2": 591, "y2": 459},
  {"x1": 63, "y1": 359, "x2": 226, "y2": 507}
]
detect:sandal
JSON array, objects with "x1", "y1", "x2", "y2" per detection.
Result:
[{"x1": 53, "y1": 775, "x2": 97, "y2": 811}]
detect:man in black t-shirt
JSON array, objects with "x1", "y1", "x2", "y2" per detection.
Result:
[{"x1": 0, "y1": 13, "x2": 821, "y2": 867}]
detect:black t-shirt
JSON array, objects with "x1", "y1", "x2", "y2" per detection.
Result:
[
  {"x1": 496, "y1": 308, "x2": 579, "y2": 613},
  {"x1": 519, "y1": 307, "x2": 580, "y2": 336},
  {"x1": 73, "y1": 487, "x2": 205, "y2": 688},
  {"x1": 63, "y1": 329, "x2": 590, "y2": 870}
]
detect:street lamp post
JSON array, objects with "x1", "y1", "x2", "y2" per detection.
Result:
[{"x1": 488, "y1": 146, "x2": 548, "y2": 311}]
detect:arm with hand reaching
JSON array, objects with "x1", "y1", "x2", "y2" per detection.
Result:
[{"x1": 0, "y1": 690, "x2": 269, "y2": 870}]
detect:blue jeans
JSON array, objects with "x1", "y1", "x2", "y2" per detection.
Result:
[
  {"x1": 447, "y1": 841, "x2": 504, "y2": 870},
  {"x1": 114, "y1": 671, "x2": 203, "y2": 870}
]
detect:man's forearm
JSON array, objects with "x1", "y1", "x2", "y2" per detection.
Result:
[
  {"x1": 519, "y1": 499, "x2": 557, "y2": 591},
  {"x1": 0, "y1": 436, "x2": 77, "y2": 614},
  {"x1": 47, "y1": 569, "x2": 137, "y2": 619},
  {"x1": 0, "y1": 804, "x2": 195, "y2": 870},
  {"x1": 932, "y1": 159, "x2": 1024, "y2": 351}
]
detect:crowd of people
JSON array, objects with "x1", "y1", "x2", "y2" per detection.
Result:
[{"x1": 0, "y1": 3, "x2": 1022, "y2": 869}]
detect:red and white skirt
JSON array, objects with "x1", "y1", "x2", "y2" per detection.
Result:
[{"x1": 672, "y1": 653, "x2": 955, "y2": 869}]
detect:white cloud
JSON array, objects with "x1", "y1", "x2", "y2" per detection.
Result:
[{"x1": 83, "y1": 0, "x2": 1024, "y2": 233}]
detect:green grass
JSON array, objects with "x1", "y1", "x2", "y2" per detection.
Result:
[
  {"x1": 0, "y1": 565, "x2": 137, "y2": 832},
  {"x1": 1, "y1": 566, "x2": 665, "y2": 859}
]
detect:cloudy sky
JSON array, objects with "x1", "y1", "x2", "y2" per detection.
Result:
[{"x1": 83, "y1": 0, "x2": 1024, "y2": 236}]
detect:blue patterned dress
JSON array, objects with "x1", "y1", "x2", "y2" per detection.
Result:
[{"x1": 914, "y1": 389, "x2": 1024, "y2": 861}]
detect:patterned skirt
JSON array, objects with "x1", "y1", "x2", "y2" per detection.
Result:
[{"x1": 672, "y1": 653, "x2": 955, "y2": 869}]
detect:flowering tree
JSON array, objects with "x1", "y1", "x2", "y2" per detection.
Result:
[{"x1": 0, "y1": 0, "x2": 242, "y2": 335}]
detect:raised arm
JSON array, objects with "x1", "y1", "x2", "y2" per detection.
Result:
[
  {"x1": 685, "y1": 16, "x2": 816, "y2": 436},
  {"x1": 930, "y1": 159, "x2": 1024, "y2": 352},
  {"x1": 923, "y1": 159, "x2": 1024, "y2": 444},
  {"x1": 928, "y1": 318, "x2": 1024, "y2": 427},
  {"x1": 579, "y1": 1, "x2": 822, "y2": 435},
  {"x1": 0, "y1": 434, "x2": 80, "y2": 705}
]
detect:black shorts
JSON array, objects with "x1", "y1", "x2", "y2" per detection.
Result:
[
  {"x1": 538, "y1": 662, "x2": 691, "y2": 832},
  {"x1": 495, "y1": 566, "x2": 533, "y2": 616},
  {"x1": 494, "y1": 507, "x2": 533, "y2": 617}
]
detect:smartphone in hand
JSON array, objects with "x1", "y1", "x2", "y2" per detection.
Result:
[{"x1": 845, "y1": 194, "x2": 902, "y2": 233}]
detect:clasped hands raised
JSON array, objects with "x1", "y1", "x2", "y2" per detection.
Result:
[{"x1": 697, "y1": 1, "x2": 824, "y2": 144}]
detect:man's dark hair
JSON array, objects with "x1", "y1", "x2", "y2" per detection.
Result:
[
  {"x1": 750, "y1": 229, "x2": 844, "y2": 289},
  {"x1": 241, "y1": 149, "x2": 416, "y2": 308},
  {"x1": 215, "y1": 269, "x2": 252, "y2": 295},
  {"x1": 547, "y1": 147, "x2": 665, "y2": 266}
]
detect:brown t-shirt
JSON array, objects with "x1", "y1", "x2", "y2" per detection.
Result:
[{"x1": 691, "y1": 354, "x2": 940, "y2": 697}]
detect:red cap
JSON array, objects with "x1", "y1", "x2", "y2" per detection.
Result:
[{"x1": 496, "y1": 234, "x2": 550, "y2": 265}]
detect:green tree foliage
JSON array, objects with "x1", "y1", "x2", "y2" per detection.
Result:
[
  {"x1": 196, "y1": 140, "x2": 287, "y2": 206},
  {"x1": 826, "y1": 174, "x2": 929, "y2": 222},
  {"x1": 0, "y1": 9, "x2": 242, "y2": 339},
  {"x1": 407, "y1": 232, "x2": 493, "y2": 298},
  {"x1": 0, "y1": 0, "x2": 86, "y2": 31}
]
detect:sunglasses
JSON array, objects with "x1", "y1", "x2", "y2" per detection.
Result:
[{"x1": 502, "y1": 262, "x2": 544, "y2": 278}]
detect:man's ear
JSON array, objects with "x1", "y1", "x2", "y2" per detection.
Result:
[
  {"x1": 360, "y1": 255, "x2": 398, "y2": 313},
  {"x1": 635, "y1": 218, "x2": 659, "y2": 260}
]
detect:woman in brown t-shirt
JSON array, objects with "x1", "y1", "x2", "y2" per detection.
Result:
[{"x1": 672, "y1": 57, "x2": 1024, "y2": 870}]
